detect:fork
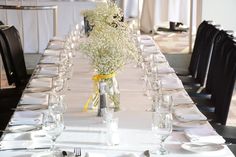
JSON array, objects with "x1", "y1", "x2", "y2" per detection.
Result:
[{"x1": 74, "y1": 147, "x2": 81, "y2": 157}]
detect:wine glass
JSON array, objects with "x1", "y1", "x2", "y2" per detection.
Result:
[
  {"x1": 49, "y1": 93, "x2": 67, "y2": 114},
  {"x1": 152, "y1": 112, "x2": 172, "y2": 155},
  {"x1": 42, "y1": 112, "x2": 64, "y2": 156}
]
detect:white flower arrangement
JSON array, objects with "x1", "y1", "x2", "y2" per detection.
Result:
[
  {"x1": 80, "y1": 3, "x2": 138, "y2": 75},
  {"x1": 81, "y1": 2, "x2": 123, "y2": 29},
  {"x1": 80, "y1": 24, "x2": 138, "y2": 75}
]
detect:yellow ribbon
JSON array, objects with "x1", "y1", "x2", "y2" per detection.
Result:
[{"x1": 83, "y1": 73, "x2": 116, "y2": 112}]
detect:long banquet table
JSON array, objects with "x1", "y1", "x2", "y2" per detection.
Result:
[{"x1": 0, "y1": 35, "x2": 235, "y2": 157}]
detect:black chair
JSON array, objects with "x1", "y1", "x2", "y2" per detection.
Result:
[
  {"x1": 178, "y1": 22, "x2": 220, "y2": 90},
  {"x1": 191, "y1": 35, "x2": 235, "y2": 111},
  {"x1": 0, "y1": 29, "x2": 22, "y2": 134},
  {"x1": 0, "y1": 21, "x2": 3, "y2": 25},
  {"x1": 0, "y1": 26, "x2": 30, "y2": 88},
  {"x1": 198, "y1": 41, "x2": 236, "y2": 125},
  {"x1": 188, "y1": 30, "x2": 233, "y2": 96},
  {"x1": 0, "y1": 26, "x2": 30, "y2": 112},
  {"x1": 175, "y1": 21, "x2": 209, "y2": 77}
]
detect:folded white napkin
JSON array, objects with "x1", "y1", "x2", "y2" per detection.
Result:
[
  {"x1": 160, "y1": 75, "x2": 184, "y2": 90},
  {"x1": 50, "y1": 36, "x2": 65, "y2": 42},
  {"x1": 137, "y1": 35, "x2": 152, "y2": 41},
  {"x1": 116, "y1": 153, "x2": 139, "y2": 157},
  {"x1": 157, "y1": 63, "x2": 175, "y2": 74},
  {"x1": 173, "y1": 104, "x2": 207, "y2": 122},
  {"x1": 37, "y1": 66, "x2": 58, "y2": 76},
  {"x1": 184, "y1": 127, "x2": 226, "y2": 144},
  {"x1": 153, "y1": 54, "x2": 166, "y2": 63},
  {"x1": 28, "y1": 78, "x2": 52, "y2": 89},
  {"x1": 20, "y1": 93, "x2": 49, "y2": 105},
  {"x1": 84, "y1": 152, "x2": 138, "y2": 157},
  {"x1": 85, "y1": 152, "x2": 106, "y2": 157},
  {"x1": 44, "y1": 49, "x2": 61, "y2": 56},
  {"x1": 140, "y1": 39, "x2": 155, "y2": 46},
  {"x1": 47, "y1": 41, "x2": 64, "y2": 49},
  {"x1": 142, "y1": 46, "x2": 158, "y2": 54},
  {"x1": 9, "y1": 111, "x2": 43, "y2": 126},
  {"x1": 170, "y1": 91, "x2": 193, "y2": 105},
  {"x1": 0, "y1": 141, "x2": 49, "y2": 151},
  {"x1": 39, "y1": 56, "x2": 60, "y2": 64}
]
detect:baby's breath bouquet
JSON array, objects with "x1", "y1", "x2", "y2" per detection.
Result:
[
  {"x1": 80, "y1": 2, "x2": 138, "y2": 112},
  {"x1": 81, "y1": 2, "x2": 124, "y2": 35}
]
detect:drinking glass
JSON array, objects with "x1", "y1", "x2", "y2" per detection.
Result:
[
  {"x1": 106, "y1": 118, "x2": 119, "y2": 146},
  {"x1": 101, "y1": 107, "x2": 114, "y2": 123},
  {"x1": 42, "y1": 112, "x2": 64, "y2": 155},
  {"x1": 152, "y1": 112, "x2": 172, "y2": 155},
  {"x1": 49, "y1": 94, "x2": 67, "y2": 114}
]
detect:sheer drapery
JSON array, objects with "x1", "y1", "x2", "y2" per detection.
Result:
[
  {"x1": 124, "y1": 0, "x2": 196, "y2": 33},
  {"x1": 0, "y1": 0, "x2": 96, "y2": 53}
]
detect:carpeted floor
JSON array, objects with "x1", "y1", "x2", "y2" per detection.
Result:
[{"x1": 153, "y1": 31, "x2": 195, "y2": 54}]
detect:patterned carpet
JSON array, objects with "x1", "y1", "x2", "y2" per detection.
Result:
[{"x1": 153, "y1": 31, "x2": 195, "y2": 54}]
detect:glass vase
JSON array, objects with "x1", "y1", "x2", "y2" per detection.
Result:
[{"x1": 100, "y1": 76, "x2": 120, "y2": 112}]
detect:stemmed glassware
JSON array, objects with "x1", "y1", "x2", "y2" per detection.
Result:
[
  {"x1": 42, "y1": 112, "x2": 64, "y2": 156},
  {"x1": 152, "y1": 112, "x2": 172, "y2": 155}
]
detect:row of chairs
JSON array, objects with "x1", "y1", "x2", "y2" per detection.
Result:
[
  {"x1": 0, "y1": 21, "x2": 30, "y2": 135},
  {"x1": 175, "y1": 20, "x2": 236, "y2": 143}
]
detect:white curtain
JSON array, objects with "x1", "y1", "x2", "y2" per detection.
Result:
[{"x1": 124, "y1": 0, "x2": 196, "y2": 33}]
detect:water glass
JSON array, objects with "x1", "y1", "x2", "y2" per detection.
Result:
[
  {"x1": 101, "y1": 108, "x2": 114, "y2": 123},
  {"x1": 152, "y1": 112, "x2": 172, "y2": 155},
  {"x1": 42, "y1": 112, "x2": 64, "y2": 155},
  {"x1": 155, "y1": 94, "x2": 173, "y2": 112},
  {"x1": 106, "y1": 118, "x2": 119, "y2": 146}
]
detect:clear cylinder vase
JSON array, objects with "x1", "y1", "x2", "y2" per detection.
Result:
[{"x1": 99, "y1": 76, "x2": 120, "y2": 112}]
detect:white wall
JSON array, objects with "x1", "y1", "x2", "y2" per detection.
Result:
[{"x1": 202, "y1": 0, "x2": 236, "y2": 32}]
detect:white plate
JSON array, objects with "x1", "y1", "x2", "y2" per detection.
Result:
[{"x1": 181, "y1": 142, "x2": 224, "y2": 153}]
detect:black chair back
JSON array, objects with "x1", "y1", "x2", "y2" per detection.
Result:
[
  {"x1": 195, "y1": 24, "x2": 220, "y2": 86},
  {"x1": 0, "y1": 26, "x2": 28, "y2": 87},
  {"x1": 0, "y1": 31, "x2": 15, "y2": 85},
  {"x1": 206, "y1": 32, "x2": 234, "y2": 93},
  {"x1": 211, "y1": 41, "x2": 236, "y2": 125},
  {"x1": 188, "y1": 21, "x2": 209, "y2": 77},
  {"x1": 0, "y1": 21, "x2": 3, "y2": 25}
]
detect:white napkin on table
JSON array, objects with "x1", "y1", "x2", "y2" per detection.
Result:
[
  {"x1": 39, "y1": 56, "x2": 60, "y2": 64},
  {"x1": 140, "y1": 39, "x2": 155, "y2": 46},
  {"x1": 50, "y1": 36, "x2": 65, "y2": 42},
  {"x1": 137, "y1": 35, "x2": 152, "y2": 41},
  {"x1": 157, "y1": 63, "x2": 175, "y2": 74},
  {"x1": 160, "y1": 75, "x2": 184, "y2": 90},
  {"x1": 154, "y1": 54, "x2": 166, "y2": 63},
  {"x1": 9, "y1": 111, "x2": 43, "y2": 126},
  {"x1": 85, "y1": 152, "x2": 106, "y2": 157},
  {"x1": 20, "y1": 93, "x2": 49, "y2": 105},
  {"x1": 85, "y1": 152, "x2": 138, "y2": 157},
  {"x1": 173, "y1": 104, "x2": 207, "y2": 122},
  {"x1": 28, "y1": 78, "x2": 52, "y2": 89},
  {"x1": 184, "y1": 127, "x2": 226, "y2": 144},
  {"x1": 170, "y1": 91, "x2": 193, "y2": 105},
  {"x1": 47, "y1": 41, "x2": 64, "y2": 49},
  {"x1": 37, "y1": 66, "x2": 58, "y2": 76},
  {"x1": 142, "y1": 46, "x2": 158, "y2": 53},
  {"x1": 43, "y1": 49, "x2": 61, "y2": 56}
]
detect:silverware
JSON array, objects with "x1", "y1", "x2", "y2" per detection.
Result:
[{"x1": 74, "y1": 147, "x2": 81, "y2": 157}]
